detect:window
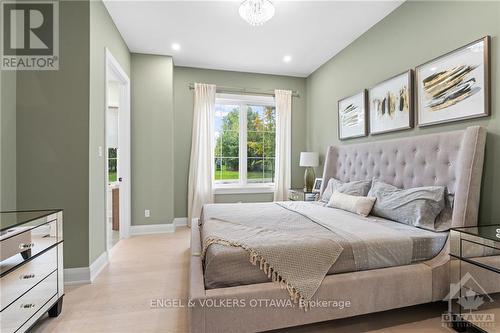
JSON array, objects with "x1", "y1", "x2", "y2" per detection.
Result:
[{"x1": 214, "y1": 94, "x2": 276, "y2": 189}]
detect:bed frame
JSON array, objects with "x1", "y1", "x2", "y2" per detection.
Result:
[{"x1": 189, "y1": 126, "x2": 486, "y2": 333}]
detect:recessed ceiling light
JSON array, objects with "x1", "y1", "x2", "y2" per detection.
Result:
[
  {"x1": 283, "y1": 55, "x2": 292, "y2": 63},
  {"x1": 172, "y1": 43, "x2": 181, "y2": 51}
]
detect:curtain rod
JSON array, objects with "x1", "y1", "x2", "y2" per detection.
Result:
[{"x1": 188, "y1": 83, "x2": 299, "y2": 98}]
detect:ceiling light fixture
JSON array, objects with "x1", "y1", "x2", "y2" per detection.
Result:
[
  {"x1": 172, "y1": 43, "x2": 181, "y2": 51},
  {"x1": 283, "y1": 55, "x2": 292, "y2": 63},
  {"x1": 239, "y1": 0, "x2": 275, "y2": 26}
]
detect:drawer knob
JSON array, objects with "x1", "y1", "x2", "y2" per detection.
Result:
[
  {"x1": 19, "y1": 273, "x2": 35, "y2": 280},
  {"x1": 20, "y1": 303, "x2": 36, "y2": 309},
  {"x1": 19, "y1": 243, "x2": 34, "y2": 250}
]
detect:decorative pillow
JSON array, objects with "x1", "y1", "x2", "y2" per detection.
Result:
[
  {"x1": 367, "y1": 179, "x2": 446, "y2": 231},
  {"x1": 327, "y1": 191, "x2": 376, "y2": 217},
  {"x1": 321, "y1": 178, "x2": 372, "y2": 202}
]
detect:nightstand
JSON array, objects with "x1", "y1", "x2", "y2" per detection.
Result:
[
  {"x1": 288, "y1": 188, "x2": 319, "y2": 201},
  {"x1": 448, "y1": 225, "x2": 500, "y2": 332}
]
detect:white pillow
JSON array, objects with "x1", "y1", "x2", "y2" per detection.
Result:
[{"x1": 327, "y1": 191, "x2": 376, "y2": 217}]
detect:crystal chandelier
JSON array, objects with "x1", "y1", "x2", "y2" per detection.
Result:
[{"x1": 239, "y1": 0, "x2": 275, "y2": 26}]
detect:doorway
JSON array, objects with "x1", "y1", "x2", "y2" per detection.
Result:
[{"x1": 105, "y1": 49, "x2": 131, "y2": 253}]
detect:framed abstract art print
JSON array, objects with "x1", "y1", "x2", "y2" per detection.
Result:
[
  {"x1": 416, "y1": 36, "x2": 491, "y2": 127},
  {"x1": 338, "y1": 90, "x2": 368, "y2": 140}
]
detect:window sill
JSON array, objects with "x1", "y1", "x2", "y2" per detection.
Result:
[{"x1": 213, "y1": 185, "x2": 275, "y2": 195}]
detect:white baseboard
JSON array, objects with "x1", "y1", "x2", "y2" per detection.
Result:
[
  {"x1": 64, "y1": 252, "x2": 109, "y2": 285},
  {"x1": 174, "y1": 217, "x2": 188, "y2": 227},
  {"x1": 90, "y1": 251, "x2": 108, "y2": 282},
  {"x1": 129, "y1": 223, "x2": 175, "y2": 236}
]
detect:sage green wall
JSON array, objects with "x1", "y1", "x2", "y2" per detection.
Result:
[
  {"x1": 14, "y1": 0, "x2": 131, "y2": 268},
  {"x1": 131, "y1": 54, "x2": 174, "y2": 226},
  {"x1": 306, "y1": 1, "x2": 500, "y2": 225},
  {"x1": 0, "y1": 70, "x2": 16, "y2": 210},
  {"x1": 16, "y1": 1, "x2": 91, "y2": 268},
  {"x1": 173, "y1": 67, "x2": 307, "y2": 218},
  {"x1": 89, "y1": 0, "x2": 131, "y2": 263}
]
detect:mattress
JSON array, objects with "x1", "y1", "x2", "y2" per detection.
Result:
[{"x1": 201, "y1": 202, "x2": 448, "y2": 289}]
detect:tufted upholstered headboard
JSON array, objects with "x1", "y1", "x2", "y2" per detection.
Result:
[{"x1": 320, "y1": 126, "x2": 487, "y2": 228}]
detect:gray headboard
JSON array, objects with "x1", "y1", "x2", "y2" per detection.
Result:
[{"x1": 320, "y1": 126, "x2": 486, "y2": 228}]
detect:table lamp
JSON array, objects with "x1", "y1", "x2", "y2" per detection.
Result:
[{"x1": 299, "y1": 152, "x2": 319, "y2": 192}]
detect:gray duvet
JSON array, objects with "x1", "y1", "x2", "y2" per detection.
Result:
[{"x1": 200, "y1": 202, "x2": 448, "y2": 289}]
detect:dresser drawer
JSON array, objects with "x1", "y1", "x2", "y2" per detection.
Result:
[
  {"x1": 0, "y1": 228, "x2": 32, "y2": 261},
  {"x1": 1, "y1": 219, "x2": 60, "y2": 277},
  {"x1": 28, "y1": 219, "x2": 60, "y2": 257},
  {"x1": 1, "y1": 247, "x2": 57, "y2": 311},
  {"x1": 0, "y1": 270, "x2": 58, "y2": 333}
]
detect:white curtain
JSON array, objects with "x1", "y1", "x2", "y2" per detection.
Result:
[
  {"x1": 274, "y1": 89, "x2": 292, "y2": 201},
  {"x1": 188, "y1": 83, "x2": 216, "y2": 226}
]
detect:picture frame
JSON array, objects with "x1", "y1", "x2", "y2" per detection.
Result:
[
  {"x1": 368, "y1": 70, "x2": 413, "y2": 135},
  {"x1": 337, "y1": 90, "x2": 368, "y2": 140},
  {"x1": 415, "y1": 36, "x2": 491, "y2": 127},
  {"x1": 312, "y1": 178, "x2": 322, "y2": 193}
]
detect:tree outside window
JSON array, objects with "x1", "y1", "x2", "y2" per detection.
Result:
[
  {"x1": 108, "y1": 148, "x2": 118, "y2": 182},
  {"x1": 214, "y1": 97, "x2": 276, "y2": 186}
]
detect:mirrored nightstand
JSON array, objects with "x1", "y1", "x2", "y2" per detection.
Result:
[
  {"x1": 448, "y1": 225, "x2": 500, "y2": 332},
  {"x1": 288, "y1": 188, "x2": 319, "y2": 201}
]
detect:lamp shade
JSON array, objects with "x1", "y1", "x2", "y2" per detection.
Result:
[{"x1": 299, "y1": 152, "x2": 319, "y2": 167}]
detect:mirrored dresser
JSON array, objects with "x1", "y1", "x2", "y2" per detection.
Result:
[{"x1": 0, "y1": 210, "x2": 64, "y2": 333}]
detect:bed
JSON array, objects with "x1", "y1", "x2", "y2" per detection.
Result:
[
  {"x1": 202, "y1": 202, "x2": 449, "y2": 289},
  {"x1": 189, "y1": 126, "x2": 487, "y2": 333}
]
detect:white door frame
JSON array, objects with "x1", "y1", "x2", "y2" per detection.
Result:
[{"x1": 105, "y1": 48, "x2": 131, "y2": 247}]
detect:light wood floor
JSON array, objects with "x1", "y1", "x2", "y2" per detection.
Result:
[{"x1": 31, "y1": 227, "x2": 455, "y2": 333}]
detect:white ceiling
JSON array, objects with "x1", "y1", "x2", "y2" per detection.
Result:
[{"x1": 104, "y1": 1, "x2": 403, "y2": 77}]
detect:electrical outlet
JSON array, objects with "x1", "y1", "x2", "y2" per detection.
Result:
[
  {"x1": 98, "y1": 146, "x2": 103, "y2": 157},
  {"x1": 145, "y1": 209, "x2": 150, "y2": 218}
]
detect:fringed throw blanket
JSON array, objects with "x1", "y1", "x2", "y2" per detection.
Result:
[{"x1": 200, "y1": 204, "x2": 344, "y2": 308}]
